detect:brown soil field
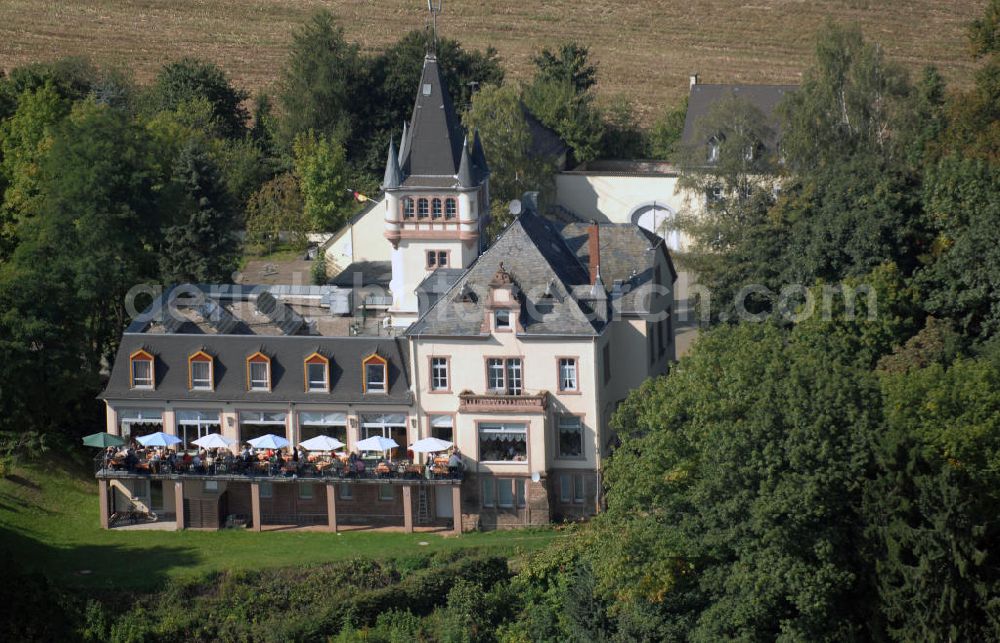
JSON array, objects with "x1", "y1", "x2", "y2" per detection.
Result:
[{"x1": 0, "y1": 1, "x2": 988, "y2": 122}]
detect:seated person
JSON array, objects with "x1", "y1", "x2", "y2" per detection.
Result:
[{"x1": 448, "y1": 450, "x2": 464, "y2": 476}]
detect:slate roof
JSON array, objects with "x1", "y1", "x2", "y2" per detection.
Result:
[
  {"x1": 681, "y1": 83, "x2": 797, "y2": 150},
  {"x1": 389, "y1": 55, "x2": 488, "y2": 189},
  {"x1": 331, "y1": 261, "x2": 392, "y2": 289},
  {"x1": 400, "y1": 55, "x2": 467, "y2": 178},
  {"x1": 560, "y1": 222, "x2": 676, "y2": 315},
  {"x1": 416, "y1": 268, "x2": 466, "y2": 317},
  {"x1": 524, "y1": 107, "x2": 569, "y2": 160},
  {"x1": 406, "y1": 210, "x2": 603, "y2": 337},
  {"x1": 100, "y1": 334, "x2": 412, "y2": 405}
]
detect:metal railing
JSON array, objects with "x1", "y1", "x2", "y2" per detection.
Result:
[{"x1": 94, "y1": 455, "x2": 463, "y2": 483}]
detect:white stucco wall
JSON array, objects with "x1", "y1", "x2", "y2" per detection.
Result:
[{"x1": 411, "y1": 334, "x2": 600, "y2": 477}]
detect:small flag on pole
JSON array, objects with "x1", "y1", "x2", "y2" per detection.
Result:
[{"x1": 348, "y1": 189, "x2": 371, "y2": 203}]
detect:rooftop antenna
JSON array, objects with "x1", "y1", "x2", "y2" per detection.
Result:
[{"x1": 427, "y1": 0, "x2": 443, "y2": 53}]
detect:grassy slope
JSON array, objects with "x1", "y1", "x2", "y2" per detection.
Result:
[
  {"x1": 0, "y1": 456, "x2": 560, "y2": 591},
  {"x1": 0, "y1": 1, "x2": 987, "y2": 123}
]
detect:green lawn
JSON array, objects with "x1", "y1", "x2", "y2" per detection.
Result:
[{"x1": 0, "y1": 456, "x2": 561, "y2": 591}]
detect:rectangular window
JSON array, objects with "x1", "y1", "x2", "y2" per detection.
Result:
[
  {"x1": 486, "y1": 358, "x2": 522, "y2": 395},
  {"x1": 249, "y1": 361, "x2": 269, "y2": 390},
  {"x1": 429, "y1": 415, "x2": 453, "y2": 442},
  {"x1": 307, "y1": 362, "x2": 327, "y2": 391},
  {"x1": 132, "y1": 359, "x2": 153, "y2": 388},
  {"x1": 487, "y1": 358, "x2": 505, "y2": 391},
  {"x1": 557, "y1": 416, "x2": 584, "y2": 458},
  {"x1": 574, "y1": 475, "x2": 585, "y2": 503},
  {"x1": 498, "y1": 479, "x2": 514, "y2": 508},
  {"x1": 506, "y1": 358, "x2": 522, "y2": 395},
  {"x1": 478, "y1": 423, "x2": 527, "y2": 462},
  {"x1": 427, "y1": 250, "x2": 448, "y2": 269},
  {"x1": 494, "y1": 309, "x2": 511, "y2": 329},
  {"x1": 204, "y1": 480, "x2": 219, "y2": 493},
  {"x1": 558, "y1": 358, "x2": 578, "y2": 391},
  {"x1": 515, "y1": 479, "x2": 526, "y2": 508},
  {"x1": 366, "y1": 363, "x2": 386, "y2": 393},
  {"x1": 378, "y1": 484, "x2": 394, "y2": 501},
  {"x1": 299, "y1": 484, "x2": 314, "y2": 500},
  {"x1": 339, "y1": 484, "x2": 353, "y2": 500},
  {"x1": 260, "y1": 482, "x2": 273, "y2": 499},
  {"x1": 191, "y1": 360, "x2": 211, "y2": 389},
  {"x1": 481, "y1": 478, "x2": 495, "y2": 507},
  {"x1": 559, "y1": 474, "x2": 571, "y2": 503},
  {"x1": 430, "y1": 357, "x2": 449, "y2": 391}
]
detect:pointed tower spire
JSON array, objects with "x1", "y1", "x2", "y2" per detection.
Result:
[
  {"x1": 457, "y1": 136, "x2": 474, "y2": 188},
  {"x1": 398, "y1": 121, "x2": 408, "y2": 165},
  {"x1": 472, "y1": 129, "x2": 489, "y2": 175},
  {"x1": 382, "y1": 138, "x2": 402, "y2": 190}
]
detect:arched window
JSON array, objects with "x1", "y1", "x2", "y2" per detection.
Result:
[
  {"x1": 444, "y1": 198, "x2": 457, "y2": 219},
  {"x1": 129, "y1": 349, "x2": 155, "y2": 389},
  {"x1": 417, "y1": 198, "x2": 429, "y2": 218},
  {"x1": 431, "y1": 198, "x2": 443, "y2": 219},
  {"x1": 402, "y1": 197, "x2": 415, "y2": 219},
  {"x1": 188, "y1": 351, "x2": 214, "y2": 390}
]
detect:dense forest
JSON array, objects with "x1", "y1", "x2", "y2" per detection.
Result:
[{"x1": 2, "y1": 1, "x2": 1000, "y2": 640}]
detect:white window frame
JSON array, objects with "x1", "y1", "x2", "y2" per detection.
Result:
[
  {"x1": 365, "y1": 361, "x2": 386, "y2": 393},
  {"x1": 249, "y1": 361, "x2": 270, "y2": 391},
  {"x1": 430, "y1": 357, "x2": 449, "y2": 391},
  {"x1": 131, "y1": 358, "x2": 153, "y2": 389},
  {"x1": 190, "y1": 359, "x2": 212, "y2": 390},
  {"x1": 306, "y1": 362, "x2": 328, "y2": 392},
  {"x1": 494, "y1": 309, "x2": 512, "y2": 329},
  {"x1": 558, "y1": 358, "x2": 578, "y2": 392},
  {"x1": 486, "y1": 357, "x2": 522, "y2": 395},
  {"x1": 478, "y1": 423, "x2": 528, "y2": 463}
]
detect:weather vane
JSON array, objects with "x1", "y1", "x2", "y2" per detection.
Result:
[{"x1": 427, "y1": 0, "x2": 443, "y2": 52}]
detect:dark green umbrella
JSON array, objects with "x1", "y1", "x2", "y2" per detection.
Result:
[{"x1": 82, "y1": 432, "x2": 126, "y2": 448}]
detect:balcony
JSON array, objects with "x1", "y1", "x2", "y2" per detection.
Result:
[{"x1": 457, "y1": 390, "x2": 549, "y2": 414}]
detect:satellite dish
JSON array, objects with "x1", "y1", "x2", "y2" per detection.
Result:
[
  {"x1": 531, "y1": 471, "x2": 540, "y2": 483},
  {"x1": 508, "y1": 199, "x2": 522, "y2": 216}
]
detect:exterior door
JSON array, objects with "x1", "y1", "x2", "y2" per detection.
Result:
[{"x1": 435, "y1": 486, "x2": 453, "y2": 518}]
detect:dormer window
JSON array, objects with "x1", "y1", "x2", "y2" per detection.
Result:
[
  {"x1": 188, "y1": 351, "x2": 214, "y2": 390},
  {"x1": 432, "y1": 198, "x2": 443, "y2": 219},
  {"x1": 363, "y1": 354, "x2": 387, "y2": 394},
  {"x1": 129, "y1": 349, "x2": 154, "y2": 389},
  {"x1": 304, "y1": 352, "x2": 329, "y2": 392},
  {"x1": 417, "y1": 198, "x2": 429, "y2": 219},
  {"x1": 495, "y1": 309, "x2": 512, "y2": 330},
  {"x1": 444, "y1": 198, "x2": 457, "y2": 220},
  {"x1": 707, "y1": 137, "x2": 721, "y2": 164},
  {"x1": 403, "y1": 197, "x2": 415, "y2": 219},
  {"x1": 247, "y1": 352, "x2": 271, "y2": 391}
]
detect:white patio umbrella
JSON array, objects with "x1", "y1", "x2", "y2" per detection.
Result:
[
  {"x1": 192, "y1": 433, "x2": 234, "y2": 449},
  {"x1": 248, "y1": 434, "x2": 290, "y2": 450},
  {"x1": 299, "y1": 435, "x2": 346, "y2": 452},
  {"x1": 137, "y1": 432, "x2": 183, "y2": 447},
  {"x1": 355, "y1": 435, "x2": 399, "y2": 452},
  {"x1": 409, "y1": 437, "x2": 454, "y2": 453}
]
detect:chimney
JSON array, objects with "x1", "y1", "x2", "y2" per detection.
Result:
[
  {"x1": 588, "y1": 221, "x2": 601, "y2": 285},
  {"x1": 689, "y1": 73, "x2": 699, "y2": 88}
]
